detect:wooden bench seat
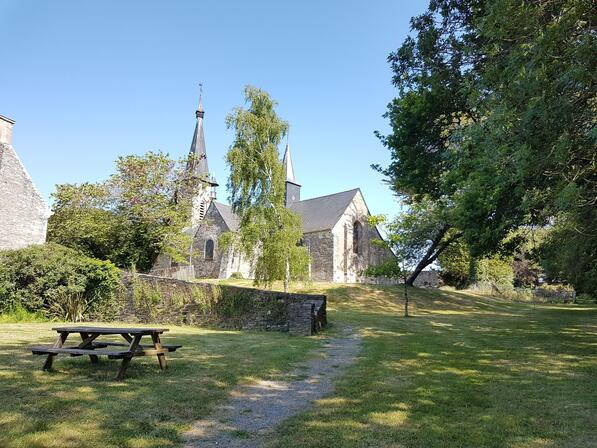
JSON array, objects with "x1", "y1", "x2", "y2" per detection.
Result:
[
  {"x1": 31, "y1": 346, "x2": 128, "y2": 358},
  {"x1": 91, "y1": 341, "x2": 182, "y2": 351},
  {"x1": 30, "y1": 345, "x2": 175, "y2": 359}
]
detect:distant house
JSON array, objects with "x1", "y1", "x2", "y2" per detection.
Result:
[
  {"x1": 0, "y1": 115, "x2": 51, "y2": 250},
  {"x1": 152, "y1": 94, "x2": 396, "y2": 282}
]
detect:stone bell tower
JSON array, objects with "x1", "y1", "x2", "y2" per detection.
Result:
[{"x1": 186, "y1": 86, "x2": 218, "y2": 226}]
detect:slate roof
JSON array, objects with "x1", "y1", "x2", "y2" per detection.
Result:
[
  {"x1": 290, "y1": 188, "x2": 361, "y2": 233},
  {"x1": 210, "y1": 188, "x2": 361, "y2": 234},
  {"x1": 213, "y1": 201, "x2": 241, "y2": 231}
]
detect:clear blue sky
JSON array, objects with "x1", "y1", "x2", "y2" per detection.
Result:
[{"x1": 0, "y1": 0, "x2": 427, "y2": 218}]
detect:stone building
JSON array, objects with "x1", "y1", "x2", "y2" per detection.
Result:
[
  {"x1": 152, "y1": 95, "x2": 396, "y2": 282},
  {"x1": 0, "y1": 115, "x2": 51, "y2": 250}
]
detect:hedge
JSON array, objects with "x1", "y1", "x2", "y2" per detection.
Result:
[{"x1": 0, "y1": 243, "x2": 121, "y2": 321}]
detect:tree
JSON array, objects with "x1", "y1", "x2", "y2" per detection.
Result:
[
  {"x1": 221, "y1": 86, "x2": 309, "y2": 292},
  {"x1": 381, "y1": 200, "x2": 462, "y2": 286},
  {"x1": 377, "y1": 0, "x2": 596, "y2": 292},
  {"x1": 438, "y1": 238, "x2": 471, "y2": 289},
  {"x1": 48, "y1": 151, "x2": 196, "y2": 271}
]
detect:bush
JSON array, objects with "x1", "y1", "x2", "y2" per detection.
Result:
[
  {"x1": 229, "y1": 272, "x2": 244, "y2": 280},
  {"x1": 0, "y1": 243, "x2": 122, "y2": 321},
  {"x1": 475, "y1": 257, "x2": 514, "y2": 289}
]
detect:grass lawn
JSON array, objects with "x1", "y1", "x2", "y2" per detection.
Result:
[
  {"x1": 1, "y1": 283, "x2": 596, "y2": 448},
  {"x1": 265, "y1": 283, "x2": 597, "y2": 448},
  {"x1": 0, "y1": 322, "x2": 322, "y2": 448}
]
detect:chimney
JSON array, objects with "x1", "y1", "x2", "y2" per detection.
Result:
[{"x1": 0, "y1": 115, "x2": 15, "y2": 145}]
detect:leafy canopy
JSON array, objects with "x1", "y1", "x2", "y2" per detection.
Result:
[
  {"x1": 48, "y1": 151, "x2": 198, "y2": 271},
  {"x1": 222, "y1": 86, "x2": 309, "y2": 290}
]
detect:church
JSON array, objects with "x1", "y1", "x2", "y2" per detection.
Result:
[{"x1": 152, "y1": 95, "x2": 395, "y2": 283}]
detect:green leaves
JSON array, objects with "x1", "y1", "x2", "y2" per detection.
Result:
[
  {"x1": 225, "y1": 86, "x2": 309, "y2": 290},
  {"x1": 48, "y1": 151, "x2": 197, "y2": 271},
  {"x1": 378, "y1": 0, "x2": 596, "y2": 293}
]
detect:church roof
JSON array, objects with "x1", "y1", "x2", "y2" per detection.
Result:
[
  {"x1": 213, "y1": 201, "x2": 241, "y2": 231},
  {"x1": 290, "y1": 188, "x2": 361, "y2": 233},
  {"x1": 210, "y1": 188, "x2": 361, "y2": 234}
]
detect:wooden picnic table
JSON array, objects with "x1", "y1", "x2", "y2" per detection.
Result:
[{"x1": 30, "y1": 326, "x2": 182, "y2": 380}]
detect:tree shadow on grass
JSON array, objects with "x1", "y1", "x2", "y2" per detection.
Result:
[
  {"x1": 267, "y1": 302, "x2": 597, "y2": 448},
  {"x1": 0, "y1": 326, "x2": 321, "y2": 448}
]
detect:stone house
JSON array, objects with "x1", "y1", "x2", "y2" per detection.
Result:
[
  {"x1": 152, "y1": 95, "x2": 396, "y2": 282},
  {"x1": 0, "y1": 115, "x2": 51, "y2": 251}
]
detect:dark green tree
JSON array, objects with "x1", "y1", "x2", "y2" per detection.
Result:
[{"x1": 377, "y1": 0, "x2": 596, "y2": 293}]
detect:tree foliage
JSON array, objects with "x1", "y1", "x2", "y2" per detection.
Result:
[
  {"x1": 0, "y1": 243, "x2": 121, "y2": 320},
  {"x1": 222, "y1": 86, "x2": 310, "y2": 291},
  {"x1": 48, "y1": 151, "x2": 196, "y2": 271},
  {"x1": 377, "y1": 0, "x2": 596, "y2": 293}
]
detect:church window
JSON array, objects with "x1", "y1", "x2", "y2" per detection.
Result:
[
  {"x1": 205, "y1": 239, "x2": 214, "y2": 261},
  {"x1": 353, "y1": 221, "x2": 362, "y2": 254}
]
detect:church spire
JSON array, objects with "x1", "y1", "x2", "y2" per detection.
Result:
[
  {"x1": 282, "y1": 135, "x2": 297, "y2": 183},
  {"x1": 282, "y1": 133, "x2": 301, "y2": 207},
  {"x1": 188, "y1": 84, "x2": 214, "y2": 183}
]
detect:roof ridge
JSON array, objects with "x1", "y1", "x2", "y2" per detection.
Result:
[{"x1": 295, "y1": 188, "x2": 360, "y2": 204}]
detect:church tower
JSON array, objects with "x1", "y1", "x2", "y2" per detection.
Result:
[
  {"x1": 282, "y1": 140, "x2": 301, "y2": 207},
  {"x1": 187, "y1": 87, "x2": 218, "y2": 225}
]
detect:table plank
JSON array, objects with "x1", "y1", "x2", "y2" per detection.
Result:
[{"x1": 52, "y1": 326, "x2": 168, "y2": 335}]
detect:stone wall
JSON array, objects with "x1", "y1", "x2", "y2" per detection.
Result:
[
  {"x1": 303, "y1": 230, "x2": 334, "y2": 282},
  {"x1": 119, "y1": 273, "x2": 327, "y2": 336},
  {"x1": 330, "y1": 190, "x2": 396, "y2": 283},
  {"x1": 0, "y1": 116, "x2": 51, "y2": 251}
]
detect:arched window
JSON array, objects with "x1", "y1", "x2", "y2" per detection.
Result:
[
  {"x1": 353, "y1": 221, "x2": 362, "y2": 254},
  {"x1": 205, "y1": 239, "x2": 214, "y2": 261}
]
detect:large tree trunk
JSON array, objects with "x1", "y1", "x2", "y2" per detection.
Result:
[{"x1": 405, "y1": 226, "x2": 462, "y2": 287}]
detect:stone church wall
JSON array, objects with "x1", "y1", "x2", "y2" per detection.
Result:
[
  {"x1": 0, "y1": 116, "x2": 50, "y2": 251},
  {"x1": 190, "y1": 205, "x2": 227, "y2": 278},
  {"x1": 303, "y1": 230, "x2": 334, "y2": 282},
  {"x1": 330, "y1": 191, "x2": 395, "y2": 283},
  {"x1": 119, "y1": 273, "x2": 327, "y2": 336}
]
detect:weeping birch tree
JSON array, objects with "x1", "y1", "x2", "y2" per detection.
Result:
[{"x1": 221, "y1": 86, "x2": 309, "y2": 291}]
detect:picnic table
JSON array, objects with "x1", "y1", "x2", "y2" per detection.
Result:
[{"x1": 30, "y1": 326, "x2": 182, "y2": 380}]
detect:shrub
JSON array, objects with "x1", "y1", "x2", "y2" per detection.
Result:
[
  {"x1": 475, "y1": 257, "x2": 514, "y2": 289},
  {"x1": 0, "y1": 243, "x2": 121, "y2": 320},
  {"x1": 229, "y1": 272, "x2": 244, "y2": 280}
]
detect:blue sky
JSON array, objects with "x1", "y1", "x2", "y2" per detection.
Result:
[{"x1": 0, "y1": 0, "x2": 427, "y2": 219}]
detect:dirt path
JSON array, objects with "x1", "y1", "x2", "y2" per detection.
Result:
[{"x1": 184, "y1": 327, "x2": 361, "y2": 448}]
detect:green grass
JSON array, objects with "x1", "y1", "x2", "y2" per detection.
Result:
[
  {"x1": 0, "y1": 322, "x2": 322, "y2": 447},
  {"x1": 1, "y1": 283, "x2": 596, "y2": 447},
  {"x1": 262, "y1": 283, "x2": 597, "y2": 448}
]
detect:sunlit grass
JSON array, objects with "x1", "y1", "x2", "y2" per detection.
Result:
[
  {"x1": 0, "y1": 321, "x2": 322, "y2": 448},
  {"x1": 1, "y1": 282, "x2": 596, "y2": 447}
]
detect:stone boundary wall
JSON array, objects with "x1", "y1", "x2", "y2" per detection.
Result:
[{"x1": 118, "y1": 273, "x2": 326, "y2": 336}]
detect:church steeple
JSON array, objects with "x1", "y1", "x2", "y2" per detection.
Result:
[
  {"x1": 187, "y1": 85, "x2": 216, "y2": 185},
  {"x1": 282, "y1": 141, "x2": 296, "y2": 183},
  {"x1": 187, "y1": 85, "x2": 217, "y2": 225},
  {"x1": 282, "y1": 137, "x2": 301, "y2": 207}
]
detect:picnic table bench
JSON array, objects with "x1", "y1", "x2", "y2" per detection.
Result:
[{"x1": 30, "y1": 326, "x2": 182, "y2": 380}]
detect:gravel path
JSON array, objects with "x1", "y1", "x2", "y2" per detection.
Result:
[{"x1": 184, "y1": 327, "x2": 361, "y2": 448}]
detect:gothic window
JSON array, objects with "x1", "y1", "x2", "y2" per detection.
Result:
[
  {"x1": 205, "y1": 239, "x2": 214, "y2": 261},
  {"x1": 353, "y1": 221, "x2": 362, "y2": 254}
]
